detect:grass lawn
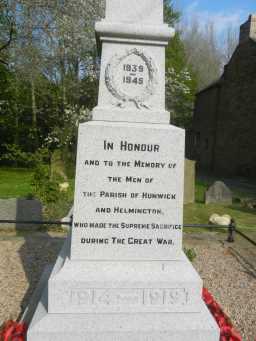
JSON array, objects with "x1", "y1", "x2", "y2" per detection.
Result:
[
  {"x1": 0, "y1": 167, "x2": 75, "y2": 221},
  {"x1": 184, "y1": 180, "x2": 256, "y2": 229},
  {"x1": 0, "y1": 167, "x2": 34, "y2": 199},
  {"x1": 184, "y1": 202, "x2": 256, "y2": 229},
  {"x1": 0, "y1": 167, "x2": 255, "y2": 229}
]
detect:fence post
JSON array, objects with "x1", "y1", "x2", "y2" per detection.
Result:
[{"x1": 227, "y1": 219, "x2": 236, "y2": 243}]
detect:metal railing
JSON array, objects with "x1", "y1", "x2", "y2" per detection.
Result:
[
  {"x1": 0, "y1": 219, "x2": 70, "y2": 226},
  {"x1": 183, "y1": 220, "x2": 236, "y2": 243},
  {"x1": 0, "y1": 218, "x2": 239, "y2": 244},
  {"x1": 1, "y1": 218, "x2": 256, "y2": 246}
]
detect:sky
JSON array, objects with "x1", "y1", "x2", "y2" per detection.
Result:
[{"x1": 173, "y1": 0, "x2": 256, "y2": 35}]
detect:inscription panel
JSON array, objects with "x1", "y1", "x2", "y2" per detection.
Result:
[
  {"x1": 68, "y1": 288, "x2": 190, "y2": 313},
  {"x1": 71, "y1": 121, "x2": 185, "y2": 261},
  {"x1": 105, "y1": 48, "x2": 158, "y2": 109}
]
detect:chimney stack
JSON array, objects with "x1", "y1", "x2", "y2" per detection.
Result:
[{"x1": 239, "y1": 14, "x2": 256, "y2": 44}]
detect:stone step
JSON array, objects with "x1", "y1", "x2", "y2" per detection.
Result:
[
  {"x1": 28, "y1": 288, "x2": 219, "y2": 341},
  {"x1": 48, "y1": 253, "x2": 203, "y2": 314}
]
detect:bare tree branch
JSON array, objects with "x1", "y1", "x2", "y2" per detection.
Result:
[
  {"x1": 0, "y1": 58, "x2": 8, "y2": 65},
  {"x1": 0, "y1": 22, "x2": 14, "y2": 52}
]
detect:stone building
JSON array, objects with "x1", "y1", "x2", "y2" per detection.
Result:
[{"x1": 187, "y1": 15, "x2": 256, "y2": 177}]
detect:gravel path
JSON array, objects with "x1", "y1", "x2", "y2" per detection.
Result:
[
  {"x1": 184, "y1": 231, "x2": 256, "y2": 341},
  {"x1": 0, "y1": 232, "x2": 63, "y2": 324},
  {"x1": 0, "y1": 230, "x2": 255, "y2": 340}
]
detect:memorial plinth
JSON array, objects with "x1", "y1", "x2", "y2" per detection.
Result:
[{"x1": 27, "y1": 1, "x2": 220, "y2": 340}]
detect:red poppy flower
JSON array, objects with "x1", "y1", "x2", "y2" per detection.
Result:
[
  {"x1": 0, "y1": 320, "x2": 27, "y2": 341},
  {"x1": 202, "y1": 288, "x2": 242, "y2": 341}
]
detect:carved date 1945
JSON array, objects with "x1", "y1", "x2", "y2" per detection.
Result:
[{"x1": 123, "y1": 63, "x2": 144, "y2": 85}]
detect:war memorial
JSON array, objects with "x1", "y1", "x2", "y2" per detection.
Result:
[{"x1": 27, "y1": 1, "x2": 220, "y2": 339}]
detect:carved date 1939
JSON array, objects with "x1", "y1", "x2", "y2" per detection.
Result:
[{"x1": 123, "y1": 63, "x2": 144, "y2": 85}]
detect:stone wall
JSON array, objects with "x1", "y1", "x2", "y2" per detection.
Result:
[
  {"x1": 214, "y1": 40, "x2": 256, "y2": 176},
  {"x1": 189, "y1": 84, "x2": 221, "y2": 171},
  {"x1": 0, "y1": 199, "x2": 42, "y2": 230},
  {"x1": 188, "y1": 39, "x2": 256, "y2": 177},
  {"x1": 240, "y1": 15, "x2": 256, "y2": 44}
]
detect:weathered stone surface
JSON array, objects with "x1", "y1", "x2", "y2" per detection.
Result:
[
  {"x1": 0, "y1": 199, "x2": 42, "y2": 230},
  {"x1": 70, "y1": 121, "x2": 185, "y2": 261},
  {"x1": 240, "y1": 14, "x2": 256, "y2": 44},
  {"x1": 184, "y1": 159, "x2": 195, "y2": 204},
  {"x1": 94, "y1": 0, "x2": 174, "y2": 124},
  {"x1": 93, "y1": 43, "x2": 170, "y2": 123},
  {"x1": 48, "y1": 254, "x2": 202, "y2": 314},
  {"x1": 105, "y1": 0, "x2": 163, "y2": 24},
  {"x1": 205, "y1": 181, "x2": 232, "y2": 205},
  {"x1": 28, "y1": 292, "x2": 219, "y2": 341}
]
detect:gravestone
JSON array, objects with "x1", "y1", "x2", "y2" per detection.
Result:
[
  {"x1": 205, "y1": 181, "x2": 232, "y2": 205},
  {"x1": 184, "y1": 159, "x2": 196, "y2": 204},
  {"x1": 27, "y1": 1, "x2": 219, "y2": 340}
]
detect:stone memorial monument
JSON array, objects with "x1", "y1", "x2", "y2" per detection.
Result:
[
  {"x1": 205, "y1": 181, "x2": 232, "y2": 205},
  {"x1": 27, "y1": 1, "x2": 219, "y2": 339}
]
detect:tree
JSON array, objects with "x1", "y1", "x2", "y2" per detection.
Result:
[
  {"x1": 182, "y1": 18, "x2": 223, "y2": 91},
  {"x1": 0, "y1": 0, "x2": 15, "y2": 65},
  {"x1": 222, "y1": 25, "x2": 239, "y2": 65},
  {"x1": 0, "y1": 0, "x2": 104, "y2": 165},
  {"x1": 164, "y1": 0, "x2": 180, "y2": 26},
  {"x1": 164, "y1": 1, "x2": 197, "y2": 129}
]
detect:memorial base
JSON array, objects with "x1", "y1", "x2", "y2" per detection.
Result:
[
  {"x1": 26, "y1": 241, "x2": 219, "y2": 340},
  {"x1": 27, "y1": 289, "x2": 219, "y2": 341}
]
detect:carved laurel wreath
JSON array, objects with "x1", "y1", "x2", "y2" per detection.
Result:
[{"x1": 105, "y1": 48, "x2": 158, "y2": 109}]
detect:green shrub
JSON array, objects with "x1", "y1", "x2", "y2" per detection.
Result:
[
  {"x1": 184, "y1": 247, "x2": 197, "y2": 262},
  {"x1": 0, "y1": 144, "x2": 50, "y2": 168},
  {"x1": 25, "y1": 193, "x2": 35, "y2": 200},
  {"x1": 31, "y1": 164, "x2": 59, "y2": 204}
]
